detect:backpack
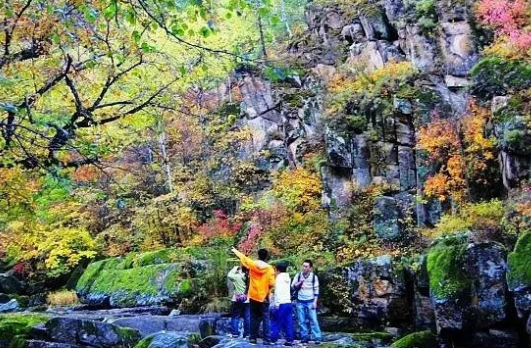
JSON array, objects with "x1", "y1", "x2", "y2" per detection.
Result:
[{"x1": 290, "y1": 272, "x2": 316, "y2": 302}]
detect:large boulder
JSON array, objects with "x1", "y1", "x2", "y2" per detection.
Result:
[
  {"x1": 345, "y1": 255, "x2": 410, "y2": 329},
  {"x1": 507, "y1": 232, "x2": 531, "y2": 331},
  {"x1": 76, "y1": 249, "x2": 202, "y2": 308},
  {"x1": 0, "y1": 272, "x2": 24, "y2": 294},
  {"x1": 325, "y1": 129, "x2": 352, "y2": 169},
  {"x1": 133, "y1": 332, "x2": 189, "y2": 348},
  {"x1": 0, "y1": 299, "x2": 19, "y2": 313},
  {"x1": 465, "y1": 243, "x2": 507, "y2": 328},
  {"x1": 45, "y1": 317, "x2": 140, "y2": 348},
  {"x1": 107, "y1": 314, "x2": 227, "y2": 338},
  {"x1": 374, "y1": 195, "x2": 413, "y2": 242},
  {"x1": 412, "y1": 256, "x2": 435, "y2": 330},
  {"x1": 427, "y1": 236, "x2": 508, "y2": 338}
]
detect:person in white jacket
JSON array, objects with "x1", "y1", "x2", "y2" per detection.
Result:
[{"x1": 270, "y1": 261, "x2": 294, "y2": 346}]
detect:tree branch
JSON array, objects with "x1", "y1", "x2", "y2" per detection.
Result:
[
  {"x1": 89, "y1": 57, "x2": 144, "y2": 111},
  {"x1": 96, "y1": 79, "x2": 177, "y2": 125}
]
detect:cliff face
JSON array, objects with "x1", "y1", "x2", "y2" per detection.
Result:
[{"x1": 227, "y1": 0, "x2": 474, "y2": 229}]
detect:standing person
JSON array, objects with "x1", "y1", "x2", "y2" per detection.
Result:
[
  {"x1": 270, "y1": 261, "x2": 294, "y2": 346},
  {"x1": 231, "y1": 247, "x2": 275, "y2": 345},
  {"x1": 227, "y1": 265, "x2": 250, "y2": 338},
  {"x1": 291, "y1": 260, "x2": 322, "y2": 344}
]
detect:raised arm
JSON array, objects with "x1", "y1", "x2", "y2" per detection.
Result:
[{"x1": 231, "y1": 248, "x2": 266, "y2": 273}]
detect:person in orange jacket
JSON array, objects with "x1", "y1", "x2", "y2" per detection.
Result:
[{"x1": 231, "y1": 247, "x2": 275, "y2": 345}]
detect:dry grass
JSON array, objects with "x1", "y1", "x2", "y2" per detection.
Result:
[{"x1": 46, "y1": 290, "x2": 79, "y2": 307}]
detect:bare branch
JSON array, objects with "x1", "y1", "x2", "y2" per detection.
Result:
[
  {"x1": 89, "y1": 57, "x2": 143, "y2": 111},
  {"x1": 96, "y1": 78, "x2": 177, "y2": 125}
]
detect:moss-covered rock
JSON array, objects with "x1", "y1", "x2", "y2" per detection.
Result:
[
  {"x1": 507, "y1": 232, "x2": 531, "y2": 291},
  {"x1": 352, "y1": 331, "x2": 393, "y2": 343},
  {"x1": 426, "y1": 234, "x2": 470, "y2": 300},
  {"x1": 391, "y1": 330, "x2": 437, "y2": 348},
  {"x1": 46, "y1": 317, "x2": 141, "y2": 348},
  {"x1": 0, "y1": 314, "x2": 48, "y2": 347},
  {"x1": 76, "y1": 249, "x2": 203, "y2": 308},
  {"x1": 133, "y1": 332, "x2": 187, "y2": 348}
]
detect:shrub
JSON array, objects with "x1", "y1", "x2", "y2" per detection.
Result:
[
  {"x1": 426, "y1": 200, "x2": 504, "y2": 240},
  {"x1": 272, "y1": 167, "x2": 322, "y2": 213},
  {"x1": 47, "y1": 290, "x2": 79, "y2": 307},
  {"x1": 471, "y1": 57, "x2": 531, "y2": 97}
]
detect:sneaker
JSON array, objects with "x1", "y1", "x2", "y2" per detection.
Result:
[
  {"x1": 313, "y1": 341, "x2": 322, "y2": 345},
  {"x1": 249, "y1": 339, "x2": 258, "y2": 345},
  {"x1": 300, "y1": 340, "x2": 309, "y2": 344},
  {"x1": 283, "y1": 342, "x2": 293, "y2": 346},
  {"x1": 262, "y1": 340, "x2": 273, "y2": 345}
]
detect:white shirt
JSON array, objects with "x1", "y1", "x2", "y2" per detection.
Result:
[{"x1": 273, "y1": 272, "x2": 291, "y2": 306}]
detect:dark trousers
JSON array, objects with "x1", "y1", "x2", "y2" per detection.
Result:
[
  {"x1": 250, "y1": 299, "x2": 270, "y2": 341},
  {"x1": 231, "y1": 301, "x2": 250, "y2": 337},
  {"x1": 271, "y1": 303, "x2": 294, "y2": 343}
]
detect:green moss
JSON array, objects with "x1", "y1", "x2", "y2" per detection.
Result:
[
  {"x1": 317, "y1": 344, "x2": 362, "y2": 348},
  {"x1": 134, "y1": 336, "x2": 154, "y2": 348},
  {"x1": 346, "y1": 115, "x2": 367, "y2": 133},
  {"x1": 116, "y1": 326, "x2": 141, "y2": 342},
  {"x1": 90, "y1": 264, "x2": 180, "y2": 295},
  {"x1": 507, "y1": 232, "x2": 531, "y2": 290},
  {"x1": 77, "y1": 258, "x2": 122, "y2": 290},
  {"x1": 179, "y1": 278, "x2": 192, "y2": 294},
  {"x1": 0, "y1": 314, "x2": 48, "y2": 342},
  {"x1": 9, "y1": 335, "x2": 27, "y2": 348},
  {"x1": 471, "y1": 57, "x2": 531, "y2": 97},
  {"x1": 283, "y1": 90, "x2": 316, "y2": 109},
  {"x1": 426, "y1": 234, "x2": 471, "y2": 300},
  {"x1": 391, "y1": 330, "x2": 437, "y2": 348},
  {"x1": 353, "y1": 331, "x2": 393, "y2": 343},
  {"x1": 76, "y1": 249, "x2": 190, "y2": 306}
]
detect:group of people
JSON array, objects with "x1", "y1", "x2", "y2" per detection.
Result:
[{"x1": 227, "y1": 247, "x2": 322, "y2": 346}]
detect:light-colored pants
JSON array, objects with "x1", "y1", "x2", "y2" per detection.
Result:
[{"x1": 296, "y1": 301, "x2": 322, "y2": 341}]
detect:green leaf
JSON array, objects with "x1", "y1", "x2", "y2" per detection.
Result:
[
  {"x1": 225, "y1": 12, "x2": 232, "y2": 19},
  {"x1": 269, "y1": 15, "x2": 280, "y2": 26},
  {"x1": 199, "y1": 27, "x2": 211, "y2": 37},
  {"x1": 258, "y1": 7, "x2": 269, "y2": 17},
  {"x1": 141, "y1": 42, "x2": 154, "y2": 53},
  {"x1": 103, "y1": 1, "x2": 117, "y2": 20},
  {"x1": 172, "y1": 26, "x2": 185, "y2": 36},
  {"x1": 132, "y1": 30, "x2": 141, "y2": 43},
  {"x1": 125, "y1": 10, "x2": 136, "y2": 25},
  {"x1": 51, "y1": 32, "x2": 61, "y2": 45}
]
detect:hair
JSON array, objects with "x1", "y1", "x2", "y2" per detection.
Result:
[
  {"x1": 241, "y1": 265, "x2": 249, "y2": 274},
  {"x1": 258, "y1": 248, "x2": 270, "y2": 261},
  {"x1": 275, "y1": 262, "x2": 288, "y2": 273},
  {"x1": 303, "y1": 260, "x2": 313, "y2": 268}
]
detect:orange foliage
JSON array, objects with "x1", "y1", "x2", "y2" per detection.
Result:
[
  {"x1": 417, "y1": 99, "x2": 497, "y2": 203},
  {"x1": 72, "y1": 165, "x2": 101, "y2": 183}
]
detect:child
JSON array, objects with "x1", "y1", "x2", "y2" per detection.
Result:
[
  {"x1": 227, "y1": 265, "x2": 250, "y2": 338},
  {"x1": 271, "y1": 261, "x2": 294, "y2": 346}
]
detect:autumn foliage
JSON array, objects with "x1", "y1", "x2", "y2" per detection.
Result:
[
  {"x1": 417, "y1": 100, "x2": 497, "y2": 204},
  {"x1": 198, "y1": 210, "x2": 243, "y2": 242},
  {"x1": 476, "y1": 0, "x2": 531, "y2": 57}
]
